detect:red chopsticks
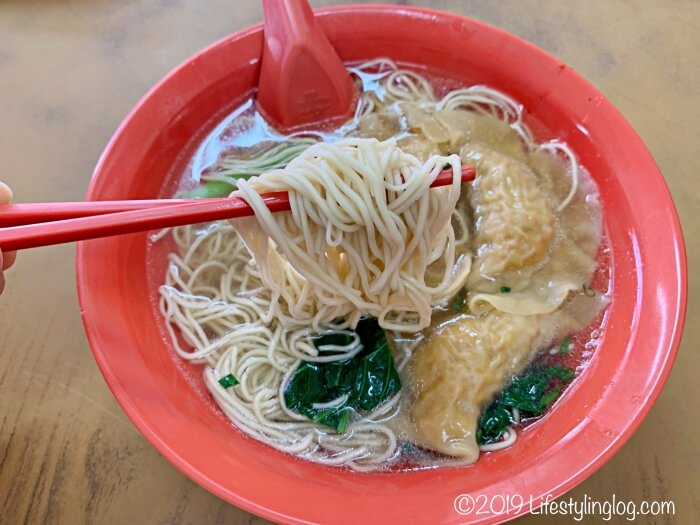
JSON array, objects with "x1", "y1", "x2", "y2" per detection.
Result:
[{"x1": 0, "y1": 165, "x2": 475, "y2": 251}]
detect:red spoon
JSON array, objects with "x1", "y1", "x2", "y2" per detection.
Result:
[
  {"x1": 256, "y1": 0, "x2": 356, "y2": 131},
  {"x1": 0, "y1": 165, "x2": 475, "y2": 251}
]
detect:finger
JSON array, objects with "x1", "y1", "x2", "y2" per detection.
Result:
[
  {"x1": 0, "y1": 182, "x2": 16, "y2": 278},
  {"x1": 2, "y1": 250, "x2": 16, "y2": 270},
  {"x1": 0, "y1": 181, "x2": 13, "y2": 204}
]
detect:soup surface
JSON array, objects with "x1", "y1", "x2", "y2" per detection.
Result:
[{"x1": 147, "y1": 59, "x2": 610, "y2": 471}]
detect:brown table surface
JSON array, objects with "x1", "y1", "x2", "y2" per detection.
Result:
[{"x1": 1, "y1": 1, "x2": 697, "y2": 523}]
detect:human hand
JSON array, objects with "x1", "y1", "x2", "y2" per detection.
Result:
[{"x1": 0, "y1": 181, "x2": 17, "y2": 294}]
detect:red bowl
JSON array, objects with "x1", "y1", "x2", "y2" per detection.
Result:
[{"x1": 76, "y1": 5, "x2": 687, "y2": 524}]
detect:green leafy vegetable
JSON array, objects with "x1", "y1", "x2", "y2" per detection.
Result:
[
  {"x1": 211, "y1": 139, "x2": 316, "y2": 178},
  {"x1": 183, "y1": 180, "x2": 236, "y2": 199},
  {"x1": 352, "y1": 335, "x2": 402, "y2": 410},
  {"x1": 499, "y1": 286, "x2": 511, "y2": 293},
  {"x1": 312, "y1": 407, "x2": 351, "y2": 434},
  {"x1": 477, "y1": 365, "x2": 575, "y2": 445},
  {"x1": 284, "y1": 318, "x2": 401, "y2": 433},
  {"x1": 311, "y1": 332, "x2": 356, "y2": 348},
  {"x1": 499, "y1": 365, "x2": 574, "y2": 414},
  {"x1": 559, "y1": 335, "x2": 571, "y2": 355},
  {"x1": 218, "y1": 373, "x2": 239, "y2": 388},
  {"x1": 182, "y1": 139, "x2": 317, "y2": 198},
  {"x1": 478, "y1": 403, "x2": 512, "y2": 443}
]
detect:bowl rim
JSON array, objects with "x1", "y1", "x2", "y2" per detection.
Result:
[{"x1": 77, "y1": 4, "x2": 688, "y2": 524}]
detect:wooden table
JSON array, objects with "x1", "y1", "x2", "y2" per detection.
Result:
[{"x1": 1, "y1": 1, "x2": 696, "y2": 523}]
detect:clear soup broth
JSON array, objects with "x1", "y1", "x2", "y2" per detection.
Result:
[{"x1": 147, "y1": 59, "x2": 611, "y2": 472}]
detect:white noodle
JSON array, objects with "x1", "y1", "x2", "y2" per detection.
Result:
[
  {"x1": 540, "y1": 140, "x2": 579, "y2": 211},
  {"x1": 159, "y1": 58, "x2": 584, "y2": 471},
  {"x1": 233, "y1": 139, "x2": 461, "y2": 332},
  {"x1": 160, "y1": 138, "x2": 462, "y2": 470}
]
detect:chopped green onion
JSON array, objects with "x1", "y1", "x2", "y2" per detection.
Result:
[
  {"x1": 451, "y1": 290, "x2": 466, "y2": 312},
  {"x1": 401, "y1": 441, "x2": 419, "y2": 454},
  {"x1": 500, "y1": 286, "x2": 511, "y2": 293},
  {"x1": 218, "y1": 373, "x2": 239, "y2": 388},
  {"x1": 582, "y1": 284, "x2": 595, "y2": 297},
  {"x1": 559, "y1": 335, "x2": 571, "y2": 355}
]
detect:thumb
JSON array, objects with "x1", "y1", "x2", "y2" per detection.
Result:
[{"x1": 0, "y1": 181, "x2": 17, "y2": 273}]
